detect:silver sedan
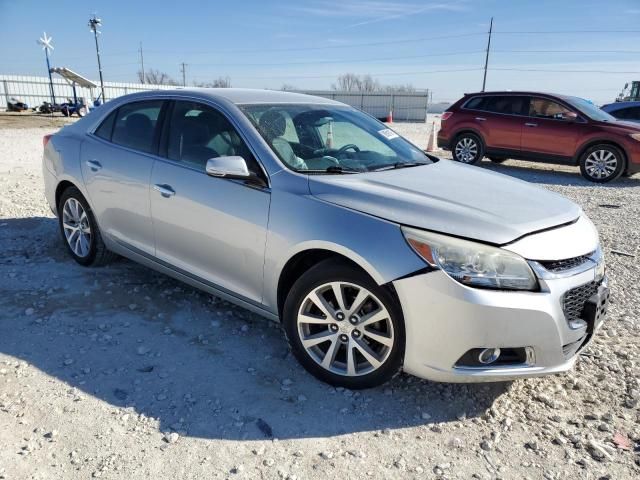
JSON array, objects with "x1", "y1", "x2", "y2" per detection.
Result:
[{"x1": 42, "y1": 89, "x2": 608, "y2": 389}]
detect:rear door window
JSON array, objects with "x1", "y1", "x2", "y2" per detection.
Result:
[
  {"x1": 484, "y1": 96, "x2": 528, "y2": 115},
  {"x1": 111, "y1": 100, "x2": 164, "y2": 154},
  {"x1": 529, "y1": 97, "x2": 573, "y2": 120}
]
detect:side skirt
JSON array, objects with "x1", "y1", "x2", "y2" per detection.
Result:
[{"x1": 107, "y1": 238, "x2": 280, "y2": 323}]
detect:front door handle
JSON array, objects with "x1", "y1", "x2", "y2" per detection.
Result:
[
  {"x1": 524, "y1": 122, "x2": 538, "y2": 127},
  {"x1": 85, "y1": 160, "x2": 102, "y2": 171},
  {"x1": 475, "y1": 117, "x2": 486, "y2": 122},
  {"x1": 153, "y1": 184, "x2": 176, "y2": 198}
]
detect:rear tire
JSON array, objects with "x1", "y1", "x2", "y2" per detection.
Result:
[
  {"x1": 283, "y1": 259, "x2": 405, "y2": 389},
  {"x1": 453, "y1": 133, "x2": 484, "y2": 165},
  {"x1": 579, "y1": 144, "x2": 625, "y2": 183},
  {"x1": 58, "y1": 186, "x2": 117, "y2": 266}
]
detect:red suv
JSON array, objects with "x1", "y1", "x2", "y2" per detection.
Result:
[{"x1": 438, "y1": 91, "x2": 640, "y2": 182}]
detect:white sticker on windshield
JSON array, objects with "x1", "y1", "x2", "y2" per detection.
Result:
[{"x1": 378, "y1": 128, "x2": 399, "y2": 140}]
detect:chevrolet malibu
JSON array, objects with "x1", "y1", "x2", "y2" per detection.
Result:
[{"x1": 42, "y1": 89, "x2": 609, "y2": 389}]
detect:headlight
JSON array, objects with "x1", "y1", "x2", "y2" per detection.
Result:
[
  {"x1": 630, "y1": 133, "x2": 640, "y2": 142},
  {"x1": 402, "y1": 227, "x2": 538, "y2": 291}
]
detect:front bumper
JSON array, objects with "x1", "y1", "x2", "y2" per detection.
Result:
[{"x1": 394, "y1": 267, "x2": 606, "y2": 383}]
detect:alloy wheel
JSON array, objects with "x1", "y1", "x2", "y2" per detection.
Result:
[
  {"x1": 584, "y1": 149, "x2": 618, "y2": 180},
  {"x1": 296, "y1": 281, "x2": 394, "y2": 377},
  {"x1": 455, "y1": 137, "x2": 478, "y2": 163},
  {"x1": 62, "y1": 197, "x2": 92, "y2": 258}
]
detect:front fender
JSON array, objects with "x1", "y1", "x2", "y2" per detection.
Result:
[{"x1": 262, "y1": 184, "x2": 426, "y2": 312}]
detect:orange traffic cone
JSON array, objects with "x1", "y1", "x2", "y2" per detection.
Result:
[
  {"x1": 425, "y1": 121, "x2": 436, "y2": 152},
  {"x1": 387, "y1": 109, "x2": 393, "y2": 123}
]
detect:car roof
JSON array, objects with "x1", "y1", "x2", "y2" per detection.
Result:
[
  {"x1": 113, "y1": 87, "x2": 343, "y2": 105},
  {"x1": 462, "y1": 91, "x2": 574, "y2": 99},
  {"x1": 601, "y1": 101, "x2": 640, "y2": 111}
]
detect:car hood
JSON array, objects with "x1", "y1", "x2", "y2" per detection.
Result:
[
  {"x1": 598, "y1": 119, "x2": 640, "y2": 131},
  {"x1": 308, "y1": 160, "x2": 582, "y2": 245}
]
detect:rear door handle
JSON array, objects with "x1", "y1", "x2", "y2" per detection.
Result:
[
  {"x1": 475, "y1": 117, "x2": 486, "y2": 122},
  {"x1": 524, "y1": 122, "x2": 538, "y2": 127},
  {"x1": 153, "y1": 184, "x2": 176, "y2": 198},
  {"x1": 85, "y1": 160, "x2": 102, "y2": 171}
]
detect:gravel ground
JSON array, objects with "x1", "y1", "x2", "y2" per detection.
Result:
[{"x1": 0, "y1": 120, "x2": 639, "y2": 480}]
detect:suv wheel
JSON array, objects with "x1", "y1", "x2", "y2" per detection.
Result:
[
  {"x1": 58, "y1": 186, "x2": 117, "y2": 266},
  {"x1": 283, "y1": 259, "x2": 405, "y2": 389},
  {"x1": 579, "y1": 144, "x2": 625, "y2": 183},
  {"x1": 453, "y1": 133, "x2": 484, "y2": 165}
]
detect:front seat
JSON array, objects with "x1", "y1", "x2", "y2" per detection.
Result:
[
  {"x1": 258, "y1": 110, "x2": 306, "y2": 170},
  {"x1": 175, "y1": 117, "x2": 218, "y2": 165}
]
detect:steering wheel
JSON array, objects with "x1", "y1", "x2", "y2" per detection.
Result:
[{"x1": 336, "y1": 144, "x2": 360, "y2": 156}]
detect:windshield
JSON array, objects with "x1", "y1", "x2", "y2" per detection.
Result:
[
  {"x1": 564, "y1": 96, "x2": 616, "y2": 122},
  {"x1": 240, "y1": 104, "x2": 431, "y2": 173}
]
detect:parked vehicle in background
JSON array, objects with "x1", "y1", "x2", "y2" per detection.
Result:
[
  {"x1": 43, "y1": 89, "x2": 608, "y2": 388},
  {"x1": 6, "y1": 97, "x2": 28, "y2": 112},
  {"x1": 616, "y1": 81, "x2": 640, "y2": 102},
  {"x1": 438, "y1": 91, "x2": 640, "y2": 182},
  {"x1": 601, "y1": 101, "x2": 640, "y2": 124}
]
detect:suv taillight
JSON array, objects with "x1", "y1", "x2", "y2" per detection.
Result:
[
  {"x1": 43, "y1": 134, "x2": 52, "y2": 148},
  {"x1": 441, "y1": 111, "x2": 453, "y2": 121}
]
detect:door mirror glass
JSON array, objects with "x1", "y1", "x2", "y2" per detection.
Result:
[{"x1": 205, "y1": 156, "x2": 251, "y2": 179}]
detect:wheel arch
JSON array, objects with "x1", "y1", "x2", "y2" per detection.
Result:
[
  {"x1": 276, "y1": 248, "x2": 383, "y2": 319},
  {"x1": 574, "y1": 139, "x2": 628, "y2": 169},
  {"x1": 55, "y1": 180, "x2": 81, "y2": 211},
  {"x1": 451, "y1": 128, "x2": 486, "y2": 148}
]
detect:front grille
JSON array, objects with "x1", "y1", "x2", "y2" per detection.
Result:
[
  {"x1": 562, "y1": 280, "x2": 600, "y2": 323},
  {"x1": 539, "y1": 252, "x2": 594, "y2": 273}
]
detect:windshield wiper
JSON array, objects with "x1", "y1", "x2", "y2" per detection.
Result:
[
  {"x1": 302, "y1": 165, "x2": 361, "y2": 174},
  {"x1": 370, "y1": 161, "x2": 428, "y2": 172}
]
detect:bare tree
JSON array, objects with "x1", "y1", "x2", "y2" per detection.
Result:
[
  {"x1": 331, "y1": 73, "x2": 410, "y2": 93},
  {"x1": 137, "y1": 69, "x2": 178, "y2": 85},
  {"x1": 332, "y1": 73, "x2": 362, "y2": 92},
  {"x1": 280, "y1": 84, "x2": 298, "y2": 91},
  {"x1": 194, "y1": 76, "x2": 232, "y2": 88}
]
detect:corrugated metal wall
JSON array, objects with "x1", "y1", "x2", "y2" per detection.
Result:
[
  {"x1": 1, "y1": 75, "x2": 429, "y2": 122},
  {"x1": 0, "y1": 74, "x2": 174, "y2": 109},
  {"x1": 297, "y1": 90, "x2": 429, "y2": 122}
]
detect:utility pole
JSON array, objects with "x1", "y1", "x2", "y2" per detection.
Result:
[
  {"x1": 180, "y1": 62, "x2": 187, "y2": 86},
  {"x1": 482, "y1": 17, "x2": 493, "y2": 92},
  {"x1": 139, "y1": 42, "x2": 145, "y2": 84},
  {"x1": 88, "y1": 15, "x2": 105, "y2": 102}
]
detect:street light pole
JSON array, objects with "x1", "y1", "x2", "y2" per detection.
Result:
[
  {"x1": 38, "y1": 32, "x2": 56, "y2": 105},
  {"x1": 89, "y1": 15, "x2": 105, "y2": 102},
  {"x1": 482, "y1": 17, "x2": 493, "y2": 92}
]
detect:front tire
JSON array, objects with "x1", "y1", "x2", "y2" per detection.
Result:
[
  {"x1": 58, "y1": 186, "x2": 117, "y2": 266},
  {"x1": 283, "y1": 259, "x2": 405, "y2": 389},
  {"x1": 579, "y1": 144, "x2": 625, "y2": 183},
  {"x1": 453, "y1": 133, "x2": 484, "y2": 165}
]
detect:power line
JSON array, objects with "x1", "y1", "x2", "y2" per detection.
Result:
[
  {"x1": 492, "y1": 67, "x2": 640, "y2": 74},
  {"x1": 214, "y1": 67, "x2": 484, "y2": 81},
  {"x1": 187, "y1": 50, "x2": 485, "y2": 67}
]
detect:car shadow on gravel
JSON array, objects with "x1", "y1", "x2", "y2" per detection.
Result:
[
  {"x1": 0, "y1": 216, "x2": 510, "y2": 441},
  {"x1": 478, "y1": 160, "x2": 640, "y2": 188}
]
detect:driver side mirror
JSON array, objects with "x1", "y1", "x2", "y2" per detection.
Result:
[
  {"x1": 562, "y1": 111, "x2": 579, "y2": 122},
  {"x1": 205, "y1": 156, "x2": 251, "y2": 179}
]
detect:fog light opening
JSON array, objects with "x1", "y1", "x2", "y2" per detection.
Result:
[{"x1": 478, "y1": 348, "x2": 501, "y2": 365}]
